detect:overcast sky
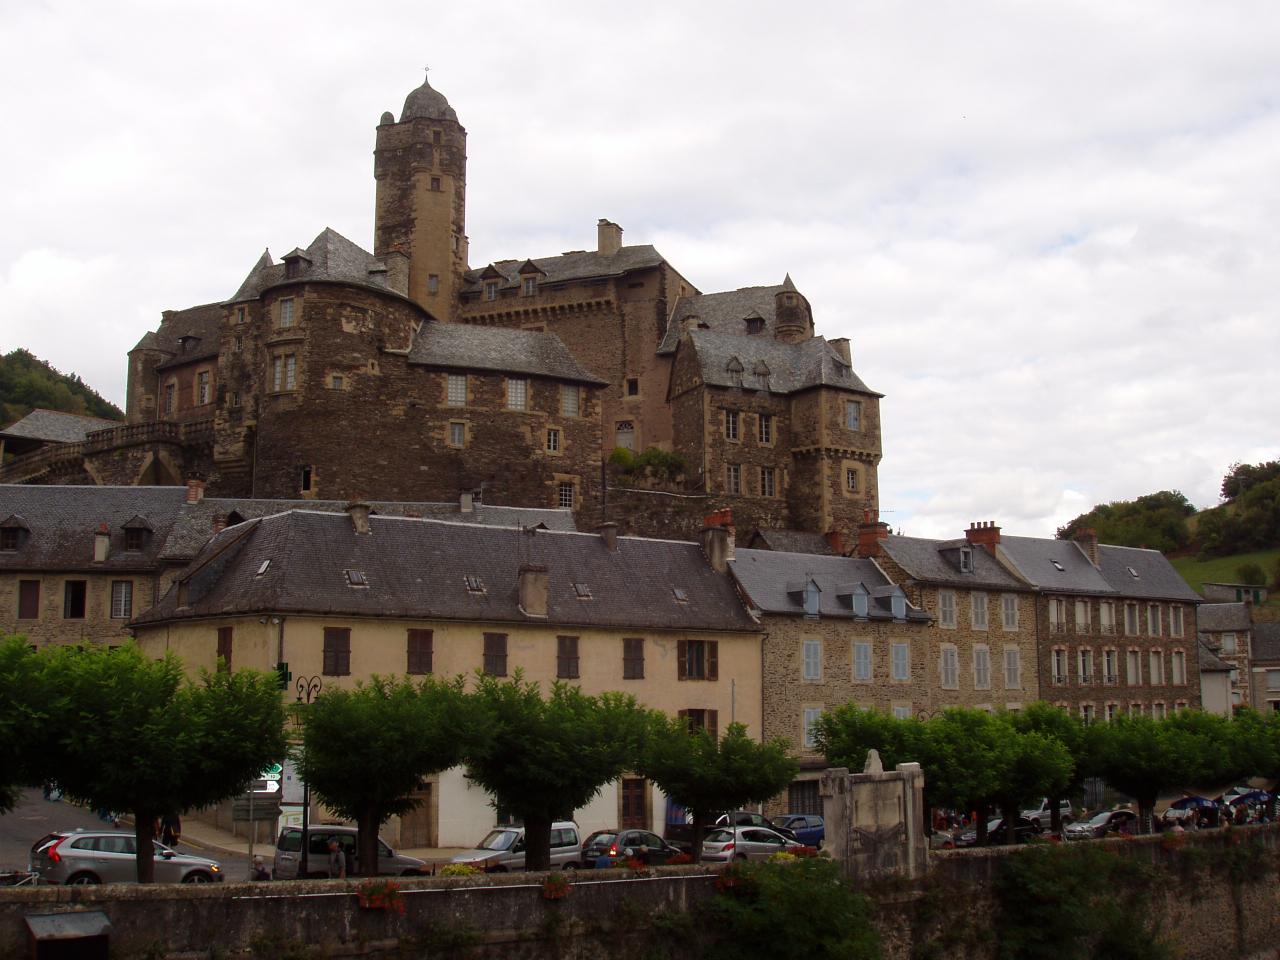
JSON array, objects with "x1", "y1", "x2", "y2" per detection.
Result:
[{"x1": 2, "y1": 0, "x2": 1277, "y2": 539}]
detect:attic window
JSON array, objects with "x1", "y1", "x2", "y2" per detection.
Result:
[
  {"x1": 852, "y1": 591, "x2": 869, "y2": 618},
  {"x1": 256, "y1": 560, "x2": 271, "y2": 577},
  {"x1": 0, "y1": 528, "x2": 19, "y2": 551},
  {"x1": 744, "y1": 316, "x2": 764, "y2": 334},
  {"x1": 523, "y1": 276, "x2": 537, "y2": 296},
  {"x1": 891, "y1": 593, "x2": 906, "y2": 620},
  {"x1": 124, "y1": 528, "x2": 146, "y2": 551},
  {"x1": 959, "y1": 547, "x2": 974, "y2": 573},
  {"x1": 573, "y1": 582, "x2": 593, "y2": 600},
  {"x1": 1127, "y1": 566, "x2": 1140, "y2": 579},
  {"x1": 465, "y1": 574, "x2": 486, "y2": 594},
  {"x1": 345, "y1": 570, "x2": 368, "y2": 587},
  {"x1": 673, "y1": 587, "x2": 689, "y2": 603},
  {"x1": 484, "y1": 281, "x2": 499, "y2": 302},
  {"x1": 1051, "y1": 560, "x2": 1065, "y2": 572}
]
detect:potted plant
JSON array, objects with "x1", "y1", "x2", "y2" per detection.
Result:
[{"x1": 356, "y1": 878, "x2": 405, "y2": 914}]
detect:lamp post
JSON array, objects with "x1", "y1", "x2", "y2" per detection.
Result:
[{"x1": 294, "y1": 675, "x2": 322, "y2": 878}]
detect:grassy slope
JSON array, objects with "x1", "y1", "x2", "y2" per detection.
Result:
[{"x1": 1170, "y1": 548, "x2": 1280, "y2": 618}]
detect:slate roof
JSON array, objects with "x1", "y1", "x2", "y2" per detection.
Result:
[
  {"x1": 1197, "y1": 640, "x2": 1233, "y2": 673},
  {"x1": 408, "y1": 322, "x2": 608, "y2": 385},
  {"x1": 1096, "y1": 544, "x2": 1202, "y2": 602},
  {"x1": 0, "y1": 409, "x2": 121, "y2": 444},
  {"x1": 743, "y1": 529, "x2": 836, "y2": 556},
  {"x1": 659, "y1": 285, "x2": 786, "y2": 354},
  {"x1": 400, "y1": 76, "x2": 458, "y2": 123},
  {"x1": 461, "y1": 245, "x2": 666, "y2": 294},
  {"x1": 1253, "y1": 622, "x2": 1280, "y2": 662},
  {"x1": 994, "y1": 536, "x2": 1114, "y2": 595},
  {"x1": 1196, "y1": 602, "x2": 1253, "y2": 633},
  {"x1": 878, "y1": 536, "x2": 1031, "y2": 591},
  {"x1": 134, "y1": 302, "x2": 223, "y2": 365},
  {"x1": 225, "y1": 229, "x2": 409, "y2": 305},
  {"x1": 677, "y1": 330, "x2": 877, "y2": 396},
  {"x1": 137, "y1": 511, "x2": 759, "y2": 633},
  {"x1": 729, "y1": 547, "x2": 928, "y2": 621}
]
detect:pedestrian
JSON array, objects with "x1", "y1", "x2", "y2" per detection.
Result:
[
  {"x1": 251, "y1": 856, "x2": 271, "y2": 881},
  {"x1": 327, "y1": 839, "x2": 346, "y2": 879},
  {"x1": 161, "y1": 813, "x2": 181, "y2": 847}
]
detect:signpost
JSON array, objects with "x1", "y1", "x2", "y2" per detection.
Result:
[{"x1": 242, "y1": 764, "x2": 286, "y2": 878}]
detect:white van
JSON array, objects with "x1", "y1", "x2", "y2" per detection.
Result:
[
  {"x1": 450, "y1": 822, "x2": 581, "y2": 872},
  {"x1": 273, "y1": 825, "x2": 426, "y2": 880}
]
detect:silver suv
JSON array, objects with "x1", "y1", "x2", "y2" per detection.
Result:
[
  {"x1": 30, "y1": 829, "x2": 223, "y2": 885},
  {"x1": 450, "y1": 822, "x2": 581, "y2": 871},
  {"x1": 272, "y1": 825, "x2": 426, "y2": 880}
]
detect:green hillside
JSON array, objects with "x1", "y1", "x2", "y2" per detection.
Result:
[
  {"x1": 1170, "y1": 548, "x2": 1280, "y2": 617},
  {"x1": 0, "y1": 349, "x2": 122, "y2": 428}
]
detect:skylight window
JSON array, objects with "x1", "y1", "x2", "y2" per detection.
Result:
[
  {"x1": 1127, "y1": 566, "x2": 1140, "y2": 579},
  {"x1": 1051, "y1": 560, "x2": 1064, "y2": 572},
  {"x1": 959, "y1": 548, "x2": 974, "y2": 573},
  {"x1": 672, "y1": 587, "x2": 689, "y2": 603},
  {"x1": 573, "y1": 582, "x2": 593, "y2": 600},
  {"x1": 256, "y1": 560, "x2": 271, "y2": 577},
  {"x1": 465, "y1": 574, "x2": 486, "y2": 594},
  {"x1": 345, "y1": 570, "x2": 368, "y2": 587}
]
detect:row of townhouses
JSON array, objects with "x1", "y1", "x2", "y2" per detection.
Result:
[{"x1": 0, "y1": 483, "x2": 1233, "y2": 846}]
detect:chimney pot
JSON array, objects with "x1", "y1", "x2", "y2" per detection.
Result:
[
  {"x1": 346, "y1": 500, "x2": 372, "y2": 535},
  {"x1": 460, "y1": 492, "x2": 474, "y2": 514},
  {"x1": 965, "y1": 520, "x2": 1002, "y2": 552},
  {"x1": 597, "y1": 219, "x2": 623, "y2": 257},
  {"x1": 185, "y1": 477, "x2": 206, "y2": 503},
  {"x1": 518, "y1": 563, "x2": 549, "y2": 617},
  {"x1": 212, "y1": 515, "x2": 228, "y2": 534},
  {"x1": 855, "y1": 516, "x2": 891, "y2": 557}
]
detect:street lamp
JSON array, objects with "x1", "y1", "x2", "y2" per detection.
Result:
[{"x1": 294, "y1": 675, "x2": 322, "y2": 878}]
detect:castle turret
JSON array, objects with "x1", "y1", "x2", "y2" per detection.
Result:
[
  {"x1": 373, "y1": 72, "x2": 468, "y2": 318},
  {"x1": 773, "y1": 274, "x2": 813, "y2": 343}
]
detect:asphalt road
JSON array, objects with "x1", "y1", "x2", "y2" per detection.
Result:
[{"x1": 0, "y1": 788, "x2": 249, "y2": 881}]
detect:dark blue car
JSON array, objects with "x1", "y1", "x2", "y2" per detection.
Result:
[{"x1": 770, "y1": 814, "x2": 824, "y2": 849}]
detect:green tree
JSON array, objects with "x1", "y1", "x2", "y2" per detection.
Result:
[
  {"x1": 298, "y1": 676, "x2": 474, "y2": 877},
  {"x1": 0, "y1": 637, "x2": 55, "y2": 811},
  {"x1": 1056, "y1": 490, "x2": 1195, "y2": 552},
  {"x1": 813, "y1": 702, "x2": 922, "y2": 773},
  {"x1": 463, "y1": 675, "x2": 649, "y2": 870},
  {"x1": 1221, "y1": 460, "x2": 1280, "y2": 502},
  {"x1": 639, "y1": 717, "x2": 797, "y2": 861},
  {"x1": 1010, "y1": 701, "x2": 1094, "y2": 833},
  {"x1": 1237, "y1": 562, "x2": 1266, "y2": 585},
  {"x1": 42, "y1": 644, "x2": 287, "y2": 882},
  {"x1": 989, "y1": 724, "x2": 1073, "y2": 835},
  {"x1": 0, "y1": 348, "x2": 122, "y2": 429}
]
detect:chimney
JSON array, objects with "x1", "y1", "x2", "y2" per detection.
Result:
[
  {"x1": 212, "y1": 515, "x2": 228, "y2": 534},
  {"x1": 346, "y1": 500, "x2": 372, "y2": 535},
  {"x1": 460, "y1": 491, "x2": 474, "y2": 514},
  {"x1": 824, "y1": 527, "x2": 845, "y2": 556},
  {"x1": 382, "y1": 249, "x2": 410, "y2": 296},
  {"x1": 828, "y1": 337, "x2": 852, "y2": 366},
  {"x1": 597, "y1": 219, "x2": 623, "y2": 257},
  {"x1": 700, "y1": 508, "x2": 736, "y2": 573},
  {"x1": 185, "y1": 477, "x2": 206, "y2": 503},
  {"x1": 93, "y1": 523, "x2": 110, "y2": 563},
  {"x1": 1073, "y1": 527, "x2": 1100, "y2": 567},
  {"x1": 518, "y1": 564, "x2": 549, "y2": 617},
  {"x1": 597, "y1": 522, "x2": 619, "y2": 552},
  {"x1": 965, "y1": 521, "x2": 1002, "y2": 553},
  {"x1": 855, "y1": 511, "x2": 891, "y2": 558}
]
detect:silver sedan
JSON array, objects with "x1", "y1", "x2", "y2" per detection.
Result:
[{"x1": 701, "y1": 826, "x2": 799, "y2": 862}]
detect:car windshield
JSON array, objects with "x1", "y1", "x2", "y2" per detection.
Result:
[
  {"x1": 705, "y1": 829, "x2": 734, "y2": 844},
  {"x1": 478, "y1": 830, "x2": 519, "y2": 851},
  {"x1": 1088, "y1": 812, "x2": 1112, "y2": 825},
  {"x1": 770, "y1": 817, "x2": 797, "y2": 829},
  {"x1": 587, "y1": 833, "x2": 616, "y2": 848}
]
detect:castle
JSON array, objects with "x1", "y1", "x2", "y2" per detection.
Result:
[{"x1": 1, "y1": 74, "x2": 883, "y2": 542}]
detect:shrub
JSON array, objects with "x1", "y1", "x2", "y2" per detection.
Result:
[
  {"x1": 1237, "y1": 561, "x2": 1266, "y2": 586},
  {"x1": 438, "y1": 863, "x2": 480, "y2": 877}
]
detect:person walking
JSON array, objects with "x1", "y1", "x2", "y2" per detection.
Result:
[
  {"x1": 161, "y1": 813, "x2": 181, "y2": 847},
  {"x1": 327, "y1": 839, "x2": 346, "y2": 879}
]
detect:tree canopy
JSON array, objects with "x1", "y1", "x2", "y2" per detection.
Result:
[
  {"x1": 0, "y1": 348, "x2": 122, "y2": 429},
  {"x1": 1221, "y1": 460, "x2": 1280, "y2": 502},
  {"x1": 1055, "y1": 490, "x2": 1196, "y2": 552}
]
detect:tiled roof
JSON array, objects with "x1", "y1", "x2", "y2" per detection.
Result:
[
  {"x1": 1197, "y1": 640, "x2": 1233, "y2": 672},
  {"x1": 1096, "y1": 544, "x2": 1202, "y2": 602},
  {"x1": 878, "y1": 535, "x2": 1030, "y2": 591},
  {"x1": 400, "y1": 76, "x2": 458, "y2": 123},
  {"x1": 137, "y1": 511, "x2": 759, "y2": 634},
  {"x1": 1253, "y1": 622, "x2": 1280, "y2": 662},
  {"x1": 1196, "y1": 602, "x2": 1252, "y2": 633},
  {"x1": 729, "y1": 548, "x2": 929, "y2": 621},
  {"x1": 461, "y1": 245, "x2": 666, "y2": 294},
  {"x1": 679, "y1": 331, "x2": 878, "y2": 396},
  {"x1": 659, "y1": 285, "x2": 785, "y2": 354},
  {"x1": 225, "y1": 229, "x2": 409, "y2": 305},
  {"x1": 0, "y1": 409, "x2": 121, "y2": 443},
  {"x1": 409, "y1": 323, "x2": 608, "y2": 385},
  {"x1": 995, "y1": 536, "x2": 1114, "y2": 595},
  {"x1": 743, "y1": 529, "x2": 836, "y2": 556},
  {"x1": 133, "y1": 302, "x2": 224, "y2": 366}
]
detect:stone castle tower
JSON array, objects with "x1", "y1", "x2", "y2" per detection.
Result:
[{"x1": 374, "y1": 72, "x2": 469, "y2": 318}]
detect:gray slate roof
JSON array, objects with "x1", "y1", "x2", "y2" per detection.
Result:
[
  {"x1": 1096, "y1": 544, "x2": 1202, "y2": 602},
  {"x1": 729, "y1": 548, "x2": 929, "y2": 621},
  {"x1": 400, "y1": 77, "x2": 458, "y2": 123},
  {"x1": 659, "y1": 285, "x2": 786, "y2": 354},
  {"x1": 878, "y1": 536, "x2": 1030, "y2": 591},
  {"x1": 137, "y1": 511, "x2": 759, "y2": 633},
  {"x1": 134, "y1": 302, "x2": 223, "y2": 364},
  {"x1": 462, "y1": 245, "x2": 666, "y2": 294},
  {"x1": 678, "y1": 330, "x2": 877, "y2": 396},
  {"x1": 996, "y1": 536, "x2": 1114, "y2": 595},
  {"x1": 744, "y1": 529, "x2": 836, "y2": 556},
  {"x1": 1, "y1": 409, "x2": 121, "y2": 443},
  {"x1": 226, "y1": 229, "x2": 408, "y2": 305},
  {"x1": 1253, "y1": 622, "x2": 1280, "y2": 662},
  {"x1": 1197, "y1": 640, "x2": 1233, "y2": 672},
  {"x1": 408, "y1": 322, "x2": 608, "y2": 385},
  {"x1": 1196, "y1": 602, "x2": 1252, "y2": 633}
]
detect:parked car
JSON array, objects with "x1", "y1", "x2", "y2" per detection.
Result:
[
  {"x1": 701, "y1": 826, "x2": 803, "y2": 862},
  {"x1": 715, "y1": 811, "x2": 800, "y2": 843},
  {"x1": 1020, "y1": 798, "x2": 1073, "y2": 829},
  {"x1": 581, "y1": 829, "x2": 683, "y2": 868},
  {"x1": 30, "y1": 829, "x2": 223, "y2": 885},
  {"x1": 450, "y1": 822, "x2": 582, "y2": 872},
  {"x1": 273, "y1": 825, "x2": 426, "y2": 880},
  {"x1": 1064, "y1": 809, "x2": 1137, "y2": 841},
  {"x1": 770, "y1": 814, "x2": 824, "y2": 848},
  {"x1": 954, "y1": 817, "x2": 1040, "y2": 847}
]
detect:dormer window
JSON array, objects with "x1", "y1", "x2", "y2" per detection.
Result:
[
  {"x1": 124, "y1": 528, "x2": 146, "y2": 551},
  {"x1": 803, "y1": 581, "x2": 820, "y2": 618},
  {"x1": 852, "y1": 591, "x2": 869, "y2": 618},
  {"x1": 959, "y1": 547, "x2": 974, "y2": 573},
  {"x1": 726, "y1": 357, "x2": 744, "y2": 387},
  {"x1": 744, "y1": 316, "x2": 764, "y2": 334},
  {"x1": 523, "y1": 276, "x2": 537, "y2": 296},
  {"x1": 891, "y1": 592, "x2": 906, "y2": 620},
  {"x1": 465, "y1": 574, "x2": 486, "y2": 594},
  {"x1": 0, "y1": 528, "x2": 20, "y2": 551},
  {"x1": 484, "y1": 281, "x2": 499, "y2": 302}
]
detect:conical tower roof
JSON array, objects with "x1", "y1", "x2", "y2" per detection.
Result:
[{"x1": 401, "y1": 72, "x2": 458, "y2": 123}]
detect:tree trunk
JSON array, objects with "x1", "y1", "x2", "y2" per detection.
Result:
[
  {"x1": 1048, "y1": 795, "x2": 1064, "y2": 835},
  {"x1": 691, "y1": 807, "x2": 708, "y2": 863},
  {"x1": 358, "y1": 807, "x2": 382, "y2": 878},
  {"x1": 524, "y1": 814, "x2": 553, "y2": 872},
  {"x1": 134, "y1": 810, "x2": 157, "y2": 884},
  {"x1": 1139, "y1": 800, "x2": 1154, "y2": 835},
  {"x1": 1001, "y1": 803, "x2": 1019, "y2": 844},
  {"x1": 975, "y1": 805, "x2": 989, "y2": 845}
]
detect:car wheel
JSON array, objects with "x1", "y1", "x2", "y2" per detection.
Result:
[
  {"x1": 562, "y1": 862, "x2": 578, "y2": 870},
  {"x1": 182, "y1": 871, "x2": 213, "y2": 883},
  {"x1": 67, "y1": 872, "x2": 100, "y2": 885}
]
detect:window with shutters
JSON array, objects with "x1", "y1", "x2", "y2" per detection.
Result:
[
  {"x1": 1099, "y1": 601, "x2": 1115, "y2": 634},
  {"x1": 974, "y1": 645, "x2": 991, "y2": 689},
  {"x1": 197, "y1": 370, "x2": 211, "y2": 406},
  {"x1": 892, "y1": 642, "x2": 910, "y2": 681},
  {"x1": 1001, "y1": 594, "x2": 1018, "y2": 631},
  {"x1": 802, "y1": 639, "x2": 822, "y2": 681},
  {"x1": 938, "y1": 590, "x2": 956, "y2": 628},
  {"x1": 971, "y1": 592, "x2": 988, "y2": 630},
  {"x1": 1170, "y1": 649, "x2": 1186, "y2": 685},
  {"x1": 845, "y1": 400, "x2": 861, "y2": 430},
  {"x1": 678, "y1": 708, "x2": 718, "y2": 740},
  {"x1": 802, "y1": 707, "x2": 822, "y2": 749},
  {"x1": 1052, "y1": 647, "x2": 1068, "y2": 684},
  {"x1": 940, "y1": 645, "x2": 959, "y2": 689},
  {"x1": 1148, "y1": 650, "x2": 1163, "y2": 685},
  {"x1": 63, "y1": 580, "x2": 86, "y2": 619},
  {"x1": 110, "y1": 580, "x2": 133, "y2": 619},
  {"x1": 677, "y1": 639, "x2": 717, "y2": 681},
  {"x1": 216, "y1": 627, "x2": 233, "y2": 673},
  {"x1": 1004, "y1": 647, "x2": 1022, "y2": 689},
  {"x1": 1103, "y1": 648, "x2": 1118, "y2": 684},
  {"x1": 623, "y1": 637, "x2": 644, "y2": 679},
  {"x1": 1126, "y1": 648, "x2": 1142, "y2": 685},
  {"x1": 1124, "y1": 602, "x2": 1139, "y2": 636},
  {"x1": 1147, "y1": 603, "x2": 1162, "y2": 636},
  {"x1": 1077, "y1": 648, "x2": 1094, "y2": 683},
  {"x1": 1075, "y1": 599, "x2": 1091, "y2": 633},
  {"x1": 483, "y1": 633, "x2": 508, "y2": 676},
  {"x1": 1049, "y1": 597, "x2": 1067, "y2": 633},
  {"x1": 853, "y1": 641, "x2": 872, "y2": 681},
  {"x1": 1169, "y1": 605, "x2": 1184, "y2": 637},
  {"x1": 17, "y1": 580, "x2": 39, "y2": 619},
  {"x1": 322, "y1": 627, "x2": 351, "y2": 676},
  {"x1": 407, "y1": 629, "x2": 433, "y2": 675},
  {"x1": 557, "y1": 635, "x2": 580, "y2": 679}
]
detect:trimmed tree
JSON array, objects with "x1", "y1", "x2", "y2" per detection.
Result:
[
  {"x1": 0, "y1": 636, "x2": 53, "y2": 812},
  {"x1": 298, "y1": 676, "x2": 473, "y2": 877},
  {"x1": 43, "y1": 643, "x2": 287, "y2": 882},
  {"x1": 639, "y1": 716, "x2": 798, "y2": 861},
  {"x1": 1010, "y1": 701, "x2": 1093, "y2": 834},
  {"x1": 463, "y1": 676, "x2": 649, "y2": 871}
]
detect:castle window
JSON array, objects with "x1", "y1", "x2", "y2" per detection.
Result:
[
  {"x1": 430, "y1": 176, "x2": 441, "y2": 192},
  {"x1": 546, "y1": 428, "x2": 561, "y2": 453},
  {"x1": 447, "y1": 421, "x2": 466, "y2": 448},
  {"x1": 233, "y1": 336, "x2": 243, "y2": 353},
  {"x1": 561, "y1": 385, "x2": 580, "y2": 417},
  {"x1": 506, "y1": 378, "x2": 528, "y2": 411},
  {"x1": 724, "y1": 410, "x2": 739, "y2": 442},
  {"x1": 272, "y1": 354, "x2": 296, "y2": 391},
  {"x1": 485, "y1": 281, "x2": 499, "y2": 302},
  {"x1": 845, "y1": 400, "x2": 861, "y2": 431},
  {"x1": 231, "y1": 391, "x2": 241, "y2": 407},
  {"x1": 726, "y1": 463, "x2": 741, "y2": 495},
  {"x1": 558, "y1": 481, "x2": 575, "y2": 509},
  {"x1": 428, "y1": 274, "x2": 440, "y2": 295},
  {"x1": 432, "y1": 129, "x2": 442, "y2": 144},
  {"x1": 164, "y1": 383, "x2": 175, "y2": 416},
  {"x1": 329, "y1": 375, "x2": 343, "y2": 390},
  {"x1": 845, "y1": 467, "x2": 859, "y2": 493},
  {"x1": 407, "y1": 629, "x2": 433, "y2": 675},
  {"x1": 758, "y1": 414, "x2": 773, "y2": 445},
  {"x1": 110, "y1": 581, "x2": 133, "y2": 620},
  {"x1": 197, "y1": 371, "x2": 210, "y2": 405},
  {"x1": 626, "y1": 377, "x2": 639, "y2": 397},
  {"x1": 615, "y1": 420, "x2": 635, "y2": 450},
  {"x1": 760, "y1": 466, "x2": 775, "y2": 498},
  {"x1": 300, "y1": 466, "x2": 313, "y2": 492},
  {"x1": 236, "y1": 306, "x2": 246, "y2": 324},
  {"x1": 523, "y1": 276, "x2": 537, "y2": 296},
  {"x1": 446, "y1": 374, "x2": 467, "y2": 406},
  {"x1": 124, "y1": 528, "x2": 145, "y2": 551},
  {"x1": 279, "y1": 298, "x2": 295, "y2": 328}
]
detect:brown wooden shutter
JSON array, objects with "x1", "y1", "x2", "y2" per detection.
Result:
[
  {"x1": 707, "y1": 641, "x2": 719, "y2": 680},
  {"x1": 216, "y1": 627, "x2": 233, "y2": 672},
  {"x1": 677, "y1": 639, "x2": 688, "y2": 680},
  {"x1": 677, "y1": 709, "x2": 688, "y2": 730},
  {"x1": 707, "y1": 709, "x2": 718, "y2": 742},
  {"x1": 17, "y1": 580, "x2": 39, "y2": 619}
]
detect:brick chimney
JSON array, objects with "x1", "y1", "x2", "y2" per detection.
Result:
[
  {"x1": 345, "y1": 500, "x2": 372, "y2": 535},
  {"x1": 597, "y1": 219, "x2": 623, "y2": 257},
  {"x1": 212, "y1": 515, "x2": 228, "y2": 534},
  {"x1": 597, "y1": 522, "x2": 619, "y2": 552},
  {"x1": 1073, "y1": 527, "x2": 1100, "y2": 567},
  {"x1": 700, "y1": 508, "x2": 736, "y2": 573},
  {"x1": 518, "y1": 564, "x2": 549, "y2": 617},
  {"x1": 828, "y1": 337, "x2": 852, "y2": 366},
  {"x1": 855, "y1": 510, "x2": 891, "y2": 558},
  {"x1": 824, "y1": 527, "x2": 846, "y2": 556},
  {"x1": 185, "y1": 477, "x2": 205, "y2": 503},
  {"x1": 93, "y1": 523, "x2": 110, "y2": 563},
  {"x1": 965, "y1": 521, "x2": 1002, "y2": 553}
]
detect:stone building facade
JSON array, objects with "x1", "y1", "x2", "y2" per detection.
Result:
[
  {"x1": 1197, "y1": 601, "x2": 1255, "y2": 709},
  {"x1": 0, "y1": 74, "x2": 884, "y2": 542}
]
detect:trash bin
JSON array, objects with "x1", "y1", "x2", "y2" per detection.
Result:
[{"x1": 25, "y1": 911, "x2": 111, "y2": 960}]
